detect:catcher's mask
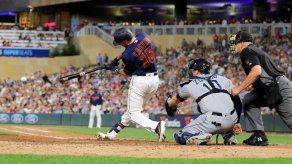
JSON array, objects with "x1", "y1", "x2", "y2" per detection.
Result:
[
  {"x1": 229, "y1": 31, "x2": 253, "y2": 55},
  {"x1": 188, "y1": 58, "x2": 210, "y2": 76}
]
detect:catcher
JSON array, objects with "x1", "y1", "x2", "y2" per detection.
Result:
[{"x1": 165, "y1": 58, "x2": 242, "y2": 145}]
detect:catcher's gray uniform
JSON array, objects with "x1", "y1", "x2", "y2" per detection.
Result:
[{"x1": 174, "y1": 74, "x2": 238, "y2": 144}]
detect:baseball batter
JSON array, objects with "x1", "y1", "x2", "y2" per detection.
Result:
[
  {"x1": 165, "y1": 59, "x2": 241, "y2": 145},
  {"x1": 88, "y1": 88, "x2": 103, "y2": 128},
  {"x1": 97, "y1": 28, "x2": 166, "y2": 142}
]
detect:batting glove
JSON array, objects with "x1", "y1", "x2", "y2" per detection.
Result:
[{"x1": 111, "y1": 67, "x2": 120, "y2": 74}]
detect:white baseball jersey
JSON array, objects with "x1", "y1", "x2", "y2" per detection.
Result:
[{"x1": 178, "y1": 74, "x2": 234, "y2": 114}]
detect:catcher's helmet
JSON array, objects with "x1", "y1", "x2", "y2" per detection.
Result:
[
  {"x1": 113, "y1": 28, "x2": 134, "y2": 46},
  {"x1": 188, "y1": 58, "x2": 211, "y2": 74},
  {"x1": 229, "y1": 31, "x2": 253, "y2": 54}
]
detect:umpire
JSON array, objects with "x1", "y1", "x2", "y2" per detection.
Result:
[{"x1": 229, "y1": 31, "x2": 292, "y2": 146}]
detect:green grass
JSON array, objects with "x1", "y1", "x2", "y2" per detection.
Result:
[
  {"x1": 0, "y1": 154, "x2": 291, "y2": 164},
  {"x1": 0, "y1": 131, "x2": 15, "y2": 135},
  {"x1": 50, "y1": 126, "x2": 177, "y2": 141},
  {"x1": 0, "y1": 129, "x2": 16, "y2": 135},
  {"x1": 48, "y1": 125, "x2": 292, "y2": 144}
]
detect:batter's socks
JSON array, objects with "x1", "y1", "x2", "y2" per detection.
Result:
[{"x1": 109, "y1": 123, "x2": 125, "y2": 134}]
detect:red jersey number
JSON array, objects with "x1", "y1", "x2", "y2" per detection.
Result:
[{"x1": 140, "y1": 45, "x2": 155, "y2": 68}]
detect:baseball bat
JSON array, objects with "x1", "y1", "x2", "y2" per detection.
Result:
[{"x1": 59, "y1": 65, "x2": 106, "y2": 82}]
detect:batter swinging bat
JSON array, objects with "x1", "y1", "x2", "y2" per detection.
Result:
[{"x1": 59, "y1": 65, "x2": 106, "y2": 82}]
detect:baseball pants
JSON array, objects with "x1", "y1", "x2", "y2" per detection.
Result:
[
  {"x1": 88, "y1": 105, "x2": 102, "y2": 128},
  {"x1": 120, "y1": 75, "x2": 160, "y2": 132},
  {"x1": 182, "y1": 110, "x2": 238, "y2": 135},
  {"x1": 243, "y1": 75, "x2": 292, "y2": 131}
]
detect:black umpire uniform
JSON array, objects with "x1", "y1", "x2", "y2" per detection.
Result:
[{"x1": 230, "y1": 31, "x2": 292, "y2": 146}]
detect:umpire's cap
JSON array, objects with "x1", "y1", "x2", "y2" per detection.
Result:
[
  {"x1": 230, "y1": 31, "x2": 253, "y2": 45},
  {"x1": 113, "y1": 28, "x2": 134, "y2": 46},
  {"x1": 188, "y1": 58, "x2": 211, "y2": 74}
]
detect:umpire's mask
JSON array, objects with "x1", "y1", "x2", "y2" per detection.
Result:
[
  {"x1": 229, "y1": 34, "x2": 237, "y2": 55},
  {"x1": 229, "y1": 31, "x2": 253, "y2": 55}
]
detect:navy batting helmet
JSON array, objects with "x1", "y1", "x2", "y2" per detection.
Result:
[
  {"x1": 113, "y1": 28, "x2": 134, "y2": 46},
  {"x1": 188, "y1": 58, "x2": 211, "y2": 74}
]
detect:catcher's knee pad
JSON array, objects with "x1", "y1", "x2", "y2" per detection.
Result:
[{"x1": 173, "y1": 131, "x2": 194, "y2": 145}]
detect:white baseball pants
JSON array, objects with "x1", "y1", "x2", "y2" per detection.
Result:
[
  {"x1": 88, "y1": 105, "x2": 102, "y2": 128},
  {"x1": 121, "y1": 75, "x2": 160, "y2": 132}
]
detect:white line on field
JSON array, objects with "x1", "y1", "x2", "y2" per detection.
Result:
[
  {"x1": 0, "y1": 127, "x2": 70, "y2": 140},
  {"x1": 12, "y1": 126, "x2": 50, "y2": 133}
]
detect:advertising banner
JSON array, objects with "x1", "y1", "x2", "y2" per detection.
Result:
[
  {"x1": 155, "y1": 115, "x2": 200, "y2": 128},
  {"x1": 0, "y1": 48, "x2": 50, "y2": 57}
]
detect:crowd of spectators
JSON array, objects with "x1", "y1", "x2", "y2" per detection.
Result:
[
  {"x1": 0, "y1": 32, "x2": 291, "y2": 115},
  {"x1": 87, "y1": 17, "x2": 291, "y2": 28},
  {"x1": 0, "y1": 24, "x2": 68, "y2": 48}
]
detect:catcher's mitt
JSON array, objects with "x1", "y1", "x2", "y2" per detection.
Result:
[
  {"x1": 233, "y1": 123, "x2": 242, "y2": 135},
  {"x1": 165, "y1": 98, "x2": 177, "y2": 116}
]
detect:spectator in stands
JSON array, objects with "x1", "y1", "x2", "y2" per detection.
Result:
[
  {"x1": 282, "y1": 27, "x2": 289, "y2": 36},
  {"x1": 103, "y1": 53, "x2": 109, "y2": 63},
  {"x1": 196, "y1": 38, "x2": 203, "y2": 46},
  {"x1": 213, "y1": 34, "x2": 220, "y2": 50},
  {"x1": 96, "y1": 53, "x2": 103, "y2": 65},
  {"x1": 64, "y1": 28, "x2": 72, "y2": 43},
  {"x1": 181, "y1": 38, "x2": 188, "y2": 49}
]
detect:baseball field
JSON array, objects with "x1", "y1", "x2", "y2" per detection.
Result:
[{"x1": 0, "y1": 124, "x2": 292, "y2": 164}]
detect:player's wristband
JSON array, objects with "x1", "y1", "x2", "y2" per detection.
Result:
[{"x1": 109, "y1": 58, "x2": 120, "y2": 67}]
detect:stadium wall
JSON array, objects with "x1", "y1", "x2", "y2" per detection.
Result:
[
  {"x1": 1, "y1": 35, "x2": 213, "y2": 80},
  {"x1": 0, "y1": 113, "x2": 291, "y2": 133},
  {"x1": 0, "y1": 55, "x2": 91, "y2": 79}
]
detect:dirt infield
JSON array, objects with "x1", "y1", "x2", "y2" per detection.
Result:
[{"x1": 0, "y1": 125, "x2": 292, "y2": 158}]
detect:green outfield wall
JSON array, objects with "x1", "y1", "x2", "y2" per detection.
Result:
[{"x1": 0, "y1": 113, "x2": 291, "y2": 133}]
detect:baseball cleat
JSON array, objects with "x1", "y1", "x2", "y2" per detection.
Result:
[
  {"x1": 186, "y1": 133, "x2": 212, "y2": 145},
  {"x1": 97, "y1": 131, "x2": 117, "y2": 140},
  {"x1": 156, "y1": 121, "x2": 166, "y2": 142},
  {"x1": 96, "y1": 132, "x2": 108, "y2": 140},
  {"x1": 243, "y1": 131, "x2": 268, "y2": 146}
]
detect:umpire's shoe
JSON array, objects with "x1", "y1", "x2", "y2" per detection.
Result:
[
  {"x1": 243, "y1": 130, "x2": 268, "y2": 146},
  {"x1": 155, "y1": 121, "x2": 166, "y2": 142}
]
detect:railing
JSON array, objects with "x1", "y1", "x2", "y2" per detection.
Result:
[
  {"x1": 76, "y1": 23, "x2": 291, "y2": 45},
  {"x1": 0, "y1": 29, "x2": 64, "y2": 35},
  {"x1": 76, "y1": 25, "x2": 115, "y2": 46},
  {"x1": 99, "y1": 23, "x2": 291, "y2": 36}
]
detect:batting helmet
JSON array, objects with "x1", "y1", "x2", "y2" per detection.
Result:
[
  {"x1": 113, "y1": 28, "x2": 134, "y2": 46},
  {"x1": 188, "y1": 58, "x2": 211, "y2": 74},
  {"x1": 229, "y1": 31, "x2": 253, "y2": 54}
]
